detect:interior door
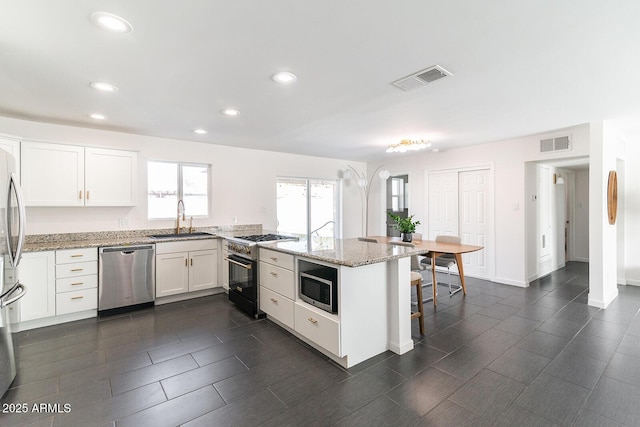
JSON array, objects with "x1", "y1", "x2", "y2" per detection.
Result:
[
  {"x1": 428, "y1": 172, "x2": 458, "y2": 239},
  {"x1": 538, "y1": 166, "x2": 552, "y2": 275},
  {"x1": 458, "y1": 169, "x2": 490, "y2": 279}
]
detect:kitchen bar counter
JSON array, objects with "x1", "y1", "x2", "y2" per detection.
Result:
[
  {"x1": 261, "y1": 237, "x2": 418, "y2": 358},
  {"x1": 260, "y1": 237, "x2": 421, "y2": 267},
  {"x1": 262, "y1": 236, "x2": 483, "y2": 362}
]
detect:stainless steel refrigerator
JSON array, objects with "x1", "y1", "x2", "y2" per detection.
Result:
[{"x1": 0, "y1": 149, "x2": 27, "y2": 399}]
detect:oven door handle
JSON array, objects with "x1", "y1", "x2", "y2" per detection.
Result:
[{"x1": 225, "y1": 257, "x2": 253, "y2": 269}]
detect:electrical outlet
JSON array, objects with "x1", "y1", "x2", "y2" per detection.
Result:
[
  {"x1": 233, "y1": 216, "x2": 238, "y2": 224},
  {"x1": 118, "y1": 219, "x2": 129, "y2": 228}
]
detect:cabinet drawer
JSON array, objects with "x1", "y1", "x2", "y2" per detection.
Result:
[
  {"x1": 56, "y1": 261, "x2": 97, "y2": 279},
  {"x1": 56, "y1": 248, "x2": 98, "y2": 264},
  {"x1": 294, "y1": 302, "x2": 340, "y2": 356},
  {"x1": 56, "y1": 288, "x2": 97, "y2": 315},
  {"x1": 155, "y1": 239, "x2": 217, "y2": 254},
  {"x1": 259, "y1": 261, "x2": 294, "y2": 299},
  {"x1": 56, "y1": 274, "x2": 97, "y2": 293},
  {"x1": 260, "y1": 248, "x2": 294, "y2": 270},
  {"x1": 260, "y1": 287, "x2": 294, "y2": 329}
]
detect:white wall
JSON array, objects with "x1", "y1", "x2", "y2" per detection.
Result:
[
  {"x1": 369, "y1": 124, "x2": 591, "y2": 286},
  {"x1": 623, "y1": 132, "x2": 640, "y2": 285},
  {"x1": 0, "y1": 117, "x2": 366, "y2": 236},
  {"x1": 588, "y1": 122, "x2": 619, "y2": 307},
  {"x1": 573, "y1": 169, "x2": 590, "y2": 262}
]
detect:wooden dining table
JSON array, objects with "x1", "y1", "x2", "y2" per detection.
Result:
[{"x1": 368, "y1": 236, "x2": 484, "y2": 305}]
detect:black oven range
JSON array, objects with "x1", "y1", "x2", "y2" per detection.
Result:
[{"x1": 225, "y1": 234, "x2": 296, "y2": 318}]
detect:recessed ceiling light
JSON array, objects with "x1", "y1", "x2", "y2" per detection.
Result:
[
  {"x1": 90, "y1": 81, "x2": 118, "y2": 92},
  {"x1": 89, "y1": 113, "x2": 106, "y2": 120},
  {"x1": 272, "y1": 71, "x2": 297, "y2": 84},
  {"x1": 91, "y1": 12, "x2": 133, "y2": 33},
  {"x1": 193, "y1": 129, "x2": 208, "y2": 134},
  {"x1": 221, "y1": 109, "x2": 240, "y2": 116}
]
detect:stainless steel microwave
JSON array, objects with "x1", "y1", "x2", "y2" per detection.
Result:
[{"x1": 299, "y1": 269, "x2": 338, "y2": 313}]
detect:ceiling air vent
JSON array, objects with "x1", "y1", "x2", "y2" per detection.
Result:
[
  {"x1": 392, "y1": 65, "x2": 452, "y2": 91},
  {"x1": 540, "y1": 135, "x2": 571, "y2": 153}
]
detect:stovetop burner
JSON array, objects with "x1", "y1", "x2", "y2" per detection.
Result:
[{"x1": 235, "y1": 234, "x2": 295, "y2": 242}]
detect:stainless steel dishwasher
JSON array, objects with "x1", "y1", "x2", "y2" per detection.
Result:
[{"x1": 99, "y1": 244, "x2": 155, "y2": 313}]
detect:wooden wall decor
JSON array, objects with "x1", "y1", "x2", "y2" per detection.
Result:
[{"x1": 607, "y1": 170, "x2": 617, "y2": 225}]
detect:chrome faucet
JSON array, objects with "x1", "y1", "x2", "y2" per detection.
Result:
[{"x1": 176, "y1": 199, "x2": 186, "y2": 234}]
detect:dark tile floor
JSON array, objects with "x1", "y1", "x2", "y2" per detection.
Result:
[{"x1": 3, "y1": 262, "x2": 640, "y2": 426}]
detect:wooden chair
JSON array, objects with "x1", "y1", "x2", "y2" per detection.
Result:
[
  {"x1": 420, "y1": 235, "x2": 463, "y2": 301},
  {"x1": 389, "y1": 241, "x2": 425, "y2": 335}
]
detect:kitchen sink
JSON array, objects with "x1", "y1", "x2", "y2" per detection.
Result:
[{"x1": 149, "y1": 232, "x2": 214, "y2": 239}]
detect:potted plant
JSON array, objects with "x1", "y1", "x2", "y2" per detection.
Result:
[{"x1": 387, "y1": 212, "x2": 421, "y2": 242}]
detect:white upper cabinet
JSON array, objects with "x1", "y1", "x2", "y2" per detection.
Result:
[
  {"x1": 0, "y1": 135, "x2": 21, "y2": 179},
  {"x1": 85, "y1": 147, "x2": 137, "y2": 206},
  {"x1": 21, "y1": 141, "x2": 85, "y2": 206},
  {"x1": 21, "y1": 141, "x2": 137, "y2": 207}
]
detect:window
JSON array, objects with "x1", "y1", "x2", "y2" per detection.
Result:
[
  {"x1": 276, "y1": 178, "x2": 339, "y2": 243},
  {"x1": 148, "y1": 161, "x2": 210, "y2": 219},
  {"x1": 390, "y1": 177, "x2": 406, "y2": 212}
]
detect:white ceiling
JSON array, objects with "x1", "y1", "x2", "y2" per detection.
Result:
[{"x1": 2, "y1": 1, "x2": 640, "y2": 161}]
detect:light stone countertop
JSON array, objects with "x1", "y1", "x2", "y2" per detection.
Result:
[
  {"x1": 260, "y1": 238, "x2": 426, "y2": 267},
  {"x1": 23, "y1": 225, "x2": 263, "y2": 252}
]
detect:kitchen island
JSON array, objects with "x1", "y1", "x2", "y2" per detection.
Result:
[{"x1": 258, "y1": 237, "x2": 426, "y2": 368}]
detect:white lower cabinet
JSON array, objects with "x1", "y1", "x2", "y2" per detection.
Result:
[
  {"x1": 56, "y1": 288, "x2": 97, "y2": 315},
  {"x1": 16, "y1": 251, "x2": 56, "y2": 322},
  {"x1": 260, "y1": 252, "x2": 388, "y2": 368},
  {"x1": 294, "y1": 302, "x2": 340, "y2": 355},
  {"x1": 156, "y1": 240, "x2": 218, "y2": 298},
  {"x1": 15, "y1": 248, "x2": 98, "y2": 325},
  {"x1": 259, "y1": 248, "x2": 295, "y2": 328},
  {"x1": 189, "y1": 249, "x2": 218, "y2": 292},
  {"x1": 156, "y1": 252, "x2": 189, "y2": 297},
  {"x1": 222, "y1": 240, "x2": 229, "y2": 290},
  {"x1": 55, "y1": 248, "x2": 98, "y2": 315},
  {"x1": 260, "y1": 286, "x2": 294, "y2": 329}
]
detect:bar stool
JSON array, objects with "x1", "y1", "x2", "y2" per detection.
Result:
[
  {"x1": 389, "y1": 241, "x2": 425, "y2": 335},
  {"x1": 410, "y1": 271, "x2": 425, "y2": 335}
]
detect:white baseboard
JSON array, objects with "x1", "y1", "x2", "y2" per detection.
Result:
[
  {"x1": 13, "y1": 309, "x2": 96, "y2": 332},
  {"x1": 492, "y1": 277, "x2": 528, "y2": 288},
  {"x1": 154, "y1": 288, "x2": 223, "y2": 305},
  {"x1": 588, "y1": 289, "x2": 619, "y2": 308},
  {"x1": 626, "y1": 279, "x2": 640, "y2": 287}
]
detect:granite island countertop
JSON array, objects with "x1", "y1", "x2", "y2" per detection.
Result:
[{"x1": 260, "y1": 237, "x2": 427, "y2": 267}]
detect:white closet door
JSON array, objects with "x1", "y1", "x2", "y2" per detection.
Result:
[
  {"x1": 459, "y1": 170, "x2": 490, "y2": 279},
  {"x1": 428, "y1": 172, "x2": 458, "y2": 239}
]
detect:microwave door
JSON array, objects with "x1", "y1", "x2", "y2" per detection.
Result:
[{"x1": 6, "y1": 172, "x2": 26, "y2": 268}]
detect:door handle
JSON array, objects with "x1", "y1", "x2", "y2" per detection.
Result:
[
  {"x1": 1, "y1": 283, "x2": 27, "y2": 308},
  {"x1": 225, "y1": 257, "x2": 252, "y2": 269}
]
